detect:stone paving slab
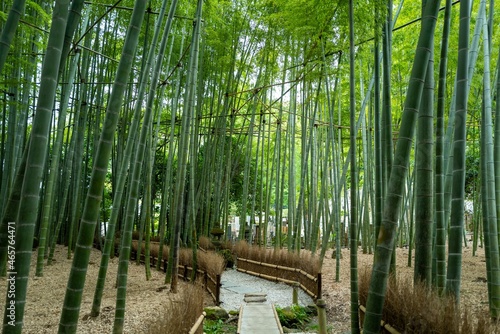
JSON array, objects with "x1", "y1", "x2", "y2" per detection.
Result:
[{"x1": 244, "y1": 296, "x2": 267, "y2": 303}]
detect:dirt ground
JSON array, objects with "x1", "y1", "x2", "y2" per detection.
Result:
[
  {"x1": 0, "y1": 242, "x2": 493, "y2": 333},
  {"x1": 0, "y1": 245, "x2": 183, "y2": 333}
]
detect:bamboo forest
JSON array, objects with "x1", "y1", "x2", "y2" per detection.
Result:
[{"x1": 1, "y1": 0, "x2": 500, "y2": 333}]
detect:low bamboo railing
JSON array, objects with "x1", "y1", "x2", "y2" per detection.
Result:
[
  {"x1": 236, "y1": 257, "x2": 321, "y2": 300},
  {"x1": 188, "y1": 311, "x2": 206, "y2": 334},
  {"x1": 128, "y1": 248, "x2": 221, "y2": 305},
  {"x1": 358, "y1": 305, "x2": 401, "y2": 334}
]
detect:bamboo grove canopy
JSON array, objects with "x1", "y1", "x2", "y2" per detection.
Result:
[{"x1": 0, "y1": 0, "x2": 500, "y2": 333}]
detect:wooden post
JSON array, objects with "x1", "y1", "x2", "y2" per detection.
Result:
[
  {"x1": 317, "y1": 273, "x2": 322, "y2": 299},
  {"x1": 216, "y1": 274, "x2": 221, "y2": 305},
  {"x1": 316, "y1": 299, "x2": 327, "y2": 334},
  {"x1": 184, "y1": 265, "x2": 188, "y2": 280},
  {"x1": 293, "y1": 282, "x2": 299, "y2": 305},
  {"x1": 163, "y1": 258, "x2": 167, "y2": 273}
]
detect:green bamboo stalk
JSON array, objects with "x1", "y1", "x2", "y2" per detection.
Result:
[
  {"x1": 294, "y1": 78, "x2": 321, "y2": 252},
  {"x1": 239, "y1": 93, "x2": 258, "y2": 242},
  {"x1": 14, "y1": 34, "x2": 37, "y2": 177},
  {"x1": 47, "y1": 88, "x2": 78, "y2": 266},
  {"x1": 445, "y1": 0, "x2": 470, "y2": 301},
  {"x1": 0, "y1": 0, "x2": 27, "y2": 75},
  {"x1": 433, "y1": 0, "x2": 452, "y2": 294},
  {"x1": 494, "y1": 20, "x2": 500, "y2": 261},
  {"x1": 443, "y1": 0, "x2": 484, "y2": 232},
  {"x1": 165, "y1": 55, "x2": 183, "y2": 285},
  {"x1": 113, "y1": 84, "x2": 153, "y2": 334},
  {"x1": 287, "y1": 51, "x2": 298, "y2": 251},
  {"x1": 479, "y1": 0, "x2": 500, "y2": 317},
  {"x1": 359, "y1": 57, "x2": 370, "y2": 255},
  {"x1": 162, "y1": 37, "x2": 186, "y2": 280},
  {"x1": 186, "y1": 36, "x2": 207, "y2": 248},
  {"x1": 0, "y1": 146, "x2": 27, "y2": 279},
  {"x1": 170, "y1": 0, "x2": 203, "y2": 293},
  {"x1": 93, "y1": 0, "x2": 177, "y2": 321},
  {"x1": 319, "y1": 43, "x2": 341, "y2": 265},
  {"x1": 66, "y1": 44, "x2": 91, "y2": 260},
  {"x1": 414, "y1": 0, "x2": 435, "y2": 285},
  {"x1": 58, "y1": 0, "x2": 147, "y2": 331},
  {"x1": 274, "y1": 52, "x2": 287, "y2": 249},
  {"x1": 348, "y1": 1, "x2": 359, "y2": 332},
  {"x1": 407, "y1": 168, "x2": 416, "y2": 267},
  {"x1": 36, "y1": 47, "x2": 81, "y2": 276},
  {"x1": 58, "y1": 0, "x2": 85, "y2": 76},
  {"x1": 381, "y1": 0, "x2": 393, "y2": 196},
  {"x1": 2, "y1": 0, "x2": 70, "y2": 331},
  {"x1": 363, "y1": 1, "x2": 442, "y2": 332},
  {"x1": 0, "y1": 71, "x2": 18, "y2": 223},
  {"x1": 308, "y1": 109, "x2": 319, "y2": 252}
]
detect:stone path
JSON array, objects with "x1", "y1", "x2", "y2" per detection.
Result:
[
  {"x1": 220, "y1": 268, "x2": 313, "y2": 311},
  {"x1": 220, "y1": 269, "x2": 315, "y2": 333}
]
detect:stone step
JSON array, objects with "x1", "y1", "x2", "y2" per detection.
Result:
[
  {"x1": 244, "y1": 296, "x2": 267, "y2": 303},
  {"x1": 244, "y1": 293, "x2": 267, "y2": 297}
]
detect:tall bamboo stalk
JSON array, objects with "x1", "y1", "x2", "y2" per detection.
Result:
[
  {"x1": 363, "y1": 1, "x2": 442, "y2": 332},
  {"x1": 433, "y1": 0, "x2": 452, "y2": 294},
  {"x1": 348, "y1": 1, "x2": 359, "y2": 332},
  {"x1": 170, "y1": 0, "x2": 203, "y2": 293},
  {"x1": 479, "y1": 0, "x2": 500, "y2": 317},
  {"x1": 2, "y1": 0, "x2": 70, "y2": 331},
  {"x1": 445, "y1": 0, "x2": 470, "y2": 301},
  {"x1": 414, "y1": 0, "x2": 435, "y2": 285}
]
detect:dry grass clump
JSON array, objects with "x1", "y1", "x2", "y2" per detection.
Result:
[
  {"x1": 198, "y1": 236, "x2": 214, "y2": 250},
  {"x1": 130, "y1": 240, "x2": 168, "y2": 260},
  {"x1": 179, "y1": 248, "x2": 225, "y2": 277},
  {"x1": 147, "y1": 282, "x2": 204, "y2": 334},
  {"x1": 233, "y1": 240, "x2": 321, "y2": 275},
  {"x1": 358, "y1": 270, "x2": 499, "y2": 333},
  {"x1": 199, "y1": 251, "x2": 226, "y2": 277}
]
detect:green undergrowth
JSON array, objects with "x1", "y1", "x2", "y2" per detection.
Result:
[
  {"x1": 203, "y1": 319, "x2": 237, "y2": 334},
  {"x1": 275, "y1": 304, "x2": 319, "y2": 331}
]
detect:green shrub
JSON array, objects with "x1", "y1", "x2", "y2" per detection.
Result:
[
  {"x1": 204, "y1": 319, "x2": 225, "y2": 334},
  {"x1": 275, "y1": 304, "x2": 311, "y2": 329},
  {"x1": 203, "y1": 319, "x2": 237, "y2": 334}
]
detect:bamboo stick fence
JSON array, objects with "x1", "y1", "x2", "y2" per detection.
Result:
[
  {"x1": 358, "y1": 305, "x2": 401, "y2": 334},
  {"x1": 127, "y1": 248, "x2": 221, "y2": 305},
  {"x1": 235, "y1": 257, "x2": 322, "y2": 300},
  {"x1": 188, "y1": 311, "x2": 206, "y2": 334}
]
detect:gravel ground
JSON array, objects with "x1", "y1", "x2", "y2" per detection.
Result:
[{"x1": 219, "y1": 268, "x2": 314, "y2": 312}]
